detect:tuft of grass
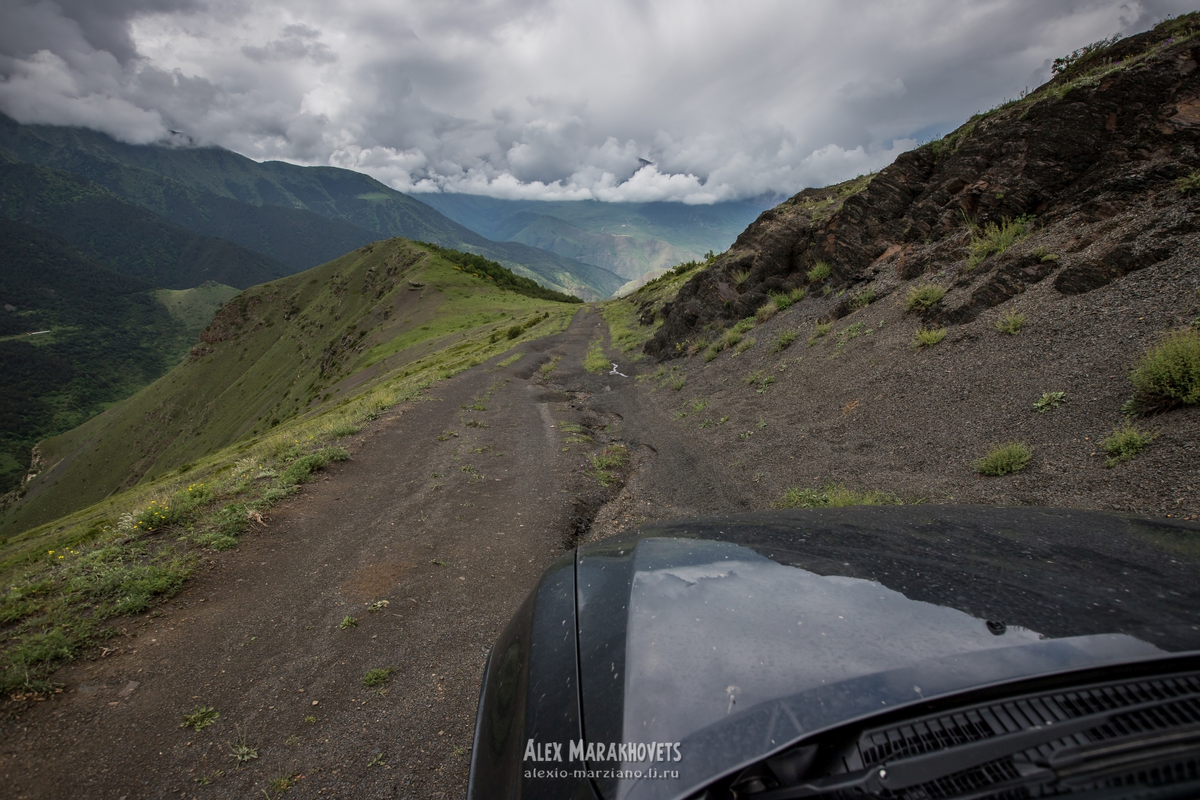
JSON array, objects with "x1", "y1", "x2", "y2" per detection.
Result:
[
  {"x1": 996, "y1": 311, "x2": 1026, "y2": 334},
  {"x1": 849, "y1": 286, "x2": 876, "y2": 310},
  {"x1": 362, "y1": 667, "x2": 394, "y2": 687},
  {"x1": 1033, "y1": 391, "x2": 1065, "y2": 413},
  {"x1": 228, "y1": 733, "x2": 259, "y2": 765},
  {"x1": 731, "y1": 269, "x2": 751, "y2": 286},
  {"x1": 807, "y1": 321, "x2": 832, "y2": 346},
  {"x1": 339, "y1": 615, "x2": 358, "y2": 630},
  {"x1": 1102, "y1": 422, "x2": 1156, "y2": 467},
  {"x1": 733, "y1": 336, "x2": 756, "y2": 355},
  {"x1": 755, "y1": 300, "x2": 779, "y2": 323},
  {"x1": 771, "y1": 330, "x2": 798, "y2": 353},
  {"x1": 540, "y1": 356, "x2": 561, "y2": 375},
  {"x1": 583, "y1": 338, "x2": 610, "y2": 373},
  {"x1": 967, "y1": 216, "x2": 1033, "y2": 268},
  {"x1": 588, "y1": 445, "x2": 629, "y2": 487},
  {"x1": 904, "y1": 284, "x2": 946, "y2": 313},
  {"x1": 768, "y1": 291, "x2": 794, "y2": 311},
  {"x1": 806, "y1": 262, "x2": 831, "y2": 283},
  {"x1": 912, "y1": 327, "x2": 947, "y2": 348},
  {"x1": 1128, "y1": 328, "x2": 1200, "y2": 413},
  {"x1": 496, "y1": 353, "x2": 524, "y2": 368},
  {"x1": 181, "y1": 705, "x2": 220, "y2": 731},
  {"x1": 774, "y1": 484, "x2": 902, "y2": 509},
  {"x1": 330, "y1": 423, "x2": 362, "y2": 438},
  {"x1": 278, "y1": 447, "x2": 349, "y2": 485},
  {"x1": 975, "y1": 442, "x2": 1032, "y2": 476}
]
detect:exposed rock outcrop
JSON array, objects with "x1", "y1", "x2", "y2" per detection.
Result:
[{"x1": 646, "y1": 15, "x2": 1200, "y2": 357}]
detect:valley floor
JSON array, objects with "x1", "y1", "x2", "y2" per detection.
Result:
[{"x1": 1, "y1": 302, "x2": 1197, "y2": 798}]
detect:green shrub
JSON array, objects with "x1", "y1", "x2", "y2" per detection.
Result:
[
  {"x1": 362, "y1": 667, "x2": 394, "y2": 687},
  {"x1": 1175, "y1": 169, "x2": 1200, "y2": 195},
  {"x1": 788, "y1": 286, "x2": 806, "y2": 303},
  {"x1": 774, "y1": 484, "x2": 901, "y2": 509},
  {"x1": 731, "y1": 269, "x2": 751, "y2": 286},
  {"x1": 904, "y1": 285, "x2": 946, "y2": 313},
  {"x1": 996, "y1": 311, "x2": 1026, "y2": 334},
  {"x1": 913, "y1": 327, "x2": 946, "y2": 348},
  {"x1": 806, "y1": 262, "x2": 831, "y2": 283},
  {"x1": 975, "y1": 442, "x2": 1032, "y2": 476},
  {"x1": 1102, "y1": 422, "x2": 1155, "y2": 467},
  {"x1": 849, "y1": 286, "x2": 876, "y2": 310},
  {"x1": 769, "y1": 291, "x2": 794, "y2": 311},
  {"x1": 1129, "y1": 328, "x2": 1200, "y2": 412},
  {"x1": 733, "y1": 337, "x2": 756, "y2": 355},
  {"x1": 967, "y1": 216, "x2": 1032, "y2": 268}
]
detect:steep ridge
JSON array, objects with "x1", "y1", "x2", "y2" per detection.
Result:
[
  {"x1": 0, "y1": 160, "x2": 290, "y2": 289},
  {"x1": 646, "y1": 16, "x2": 1200, "y2": 355},
  {"x1": 0, "y1": 238, "x2": 580, "y2": 535},
  {"x1": 0, "y1": 116, "x2": 624, "y2": 300}
]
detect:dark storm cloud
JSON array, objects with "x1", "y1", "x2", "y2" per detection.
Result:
[{"x1": 1, "y1": 0, "x2": 1197, "y2": 199}]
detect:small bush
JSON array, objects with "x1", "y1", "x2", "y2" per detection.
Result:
[
  {"x1": 975, "y1": 442, "x2": 1032, "y2": 476},
  {"x1": 849, "y1": 286, "x2": 876, "y2": 310},
  {"x1": 1175, "y1": 169, "x2": 1200, "y2": 195},
  {"x1": 1033, "y1": 391, "x2": 1065, "y2": 413},
  {"x1": 734, "y1": 336, "x2": 756, "y2": 355},
  {"x1": 1128, "y1": 328, "x2": 1200, "y2": 412},
  {"x1": 731, "y1": 269, "x2": 751, "y2": 286},
  {"x1": 769, "y1": 291, "x2": 794, "y2": 311},
  {"x1": 339, "y1": 616, "x2": 358, "y2": 630},
  {"x1": 331, "y1": 423, "x2": 362, "y2": 437},
  {"x1": 913, "y1": 327, "x2": 946, "y2": 348},
  {"x1": 996, "y1": 311, "x2": 1026, "y2": 334},
  {"x1": 905, "y1": 285, "x2": 946, "y2": 313},
  {"x1": 774, "y1": 484, "x2": 902, "y2": 509},
  {"x1": 1102, "y1": 422, "x2": 1155, "y2": 467},
  {"x1": 807, "y1": 262, "x2": 831, "y2": 283}
]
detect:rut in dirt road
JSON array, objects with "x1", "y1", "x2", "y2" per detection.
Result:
[{"x1": 0, "y1": 308, "x2": 698, "y2": 799}]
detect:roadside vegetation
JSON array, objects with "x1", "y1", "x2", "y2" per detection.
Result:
[
  {"x1": 975, "y1": 442, "x2": 1032, "y2": 476},
  {"x1": 774, "y1": 484, "x2": 902, "y2": 509},
  {"x1": 0, "y1": 241, "x2": 581, "y2": 696},
  {"x1": 1127, "y1": 328, "x2": 1200, "y2": 413}
]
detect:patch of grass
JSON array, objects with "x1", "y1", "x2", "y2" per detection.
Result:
[
  {"x1": 904, "y1": 284, "x2": 946, "y2": 313},
  {"x1": 967, "y1": 216, "x2": 1033, "y2": 268},
  {"x1": 181, "y1": 705, "x2": 220, "y2": 731},
  {"x1": 807, "y1": 321, "x2": 832, "y2": 346},
  {"x1": 996, "y1": 311, "x2": 1026, "y2": 334},
  {"x1": 277, "y1": 447, "x2": 349, "y2": 486},
  {"x1": 497, "y1": 353, "x2": 524, "y2": 368},
  {"x1": 1128, "y1": 328, "x2": 1200, "y2": 413},
  {"x1": 588, "y1": 445, "x2": 629, "y2": 487},
  {"x1": 742, "y1": 370, "x2": 775, "y2": 394},
  {"x1": 771, "y1": 330, "x2": 798, "y2": 353},
  {"x1": 668, "y1": 376, "x2": 687, "y2": 390},
  {"x1": 774, "y1": 484, "x2": 902, "y2": 509},
  {"x1": 1102, "y1": 421, "x2": 1156, "y2": 467},
  {"x1": 912, "y1": 327, "x2": 946, "y2": 348},
  {"x1": 769, "y1": 291, "x2": 795, "y2": 311},
  {"x1": 304, "y1": 715, "x2": 316, "y2": 724},
  {"x1": 540, "y1": 356, "x2": 561, "y2": 375},
  {"x1": 806, "y1": 262, "x2": 831, "y2": 283},
  {"x1": 430, "y1": 559, "x2": 449, "y2": 567},
  {"x1": 975, "y1": 442, "x2": 1032, "y2": 476},
  {"x1": 1033, "y1": 391, "x2": 1065, "y2": 413},
  {"x1": 849, "y1": 286, "x2": 876, "y2": 310},
  {"x1": 330, "y1": 423, "x2": 362, "y2": 437},
  {"x1": 731, "y1": 269, "x2": 751, "y2": 286},
  {"x1": 755, "y1": 300, "x2": 780, "y2": 323},
  {"x1": 339, "y1": 615, "x2": 358, "y2": 630},
  {"x1": 362, "y1": 667, "x2": 394, "y2": 687},
  {"x1": 733, "y1": 336, "x2": 756, "y2": 355},
  {"x1": 583, "y1": 338, "x2": 609, "y2": 373}
]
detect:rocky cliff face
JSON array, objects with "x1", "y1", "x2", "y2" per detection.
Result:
[{"x1": 645, "y1": 15, "x2": 1200, "y2": 357}]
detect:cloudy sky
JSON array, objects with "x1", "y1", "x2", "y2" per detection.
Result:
[{"x1": 0, "y1": 0, "x2": 1196, "y2": 203}]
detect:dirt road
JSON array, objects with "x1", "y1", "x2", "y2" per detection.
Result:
[{"x1": 0, "y1": 307, "x2": 728, "y2": 799}]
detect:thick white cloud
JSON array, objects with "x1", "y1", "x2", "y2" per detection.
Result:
[{"x1": 1, "y1": 0, "x2": 1195, "y2": 202}]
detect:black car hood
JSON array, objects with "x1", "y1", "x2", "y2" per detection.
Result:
[{"x1": 573, "y1": 505, "x2": 1200, "y2": 800}]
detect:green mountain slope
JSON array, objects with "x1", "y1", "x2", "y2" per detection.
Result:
[
  {"x1": 0, "y1": 116, "x2": 625, "y2": 299},
  {"x1": 0, "y1": 219, "x2": 192, "y2": 493},
  {"x1": 155, "y1": 282, "x2": 241, "y2": 339},
  {"x1": 415, "y1": 194, "x2": 771, "y2": 281},
  {"x1": 0, "y1": 161, "x2": 290, "y2": 289},
  {"x1": 1, "y1": 238, "x2": 579, "y2": 535}
]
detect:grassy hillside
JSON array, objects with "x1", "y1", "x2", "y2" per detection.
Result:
[
  {"x1": 155, "y1": 282, "x2": 241, "y2": 339},
  {"x1": 0, "y1": 161, "x2": 290, "y2": 289},
  {"x1": 1, "y1": 238, "x2": 579, "y2": 537},
  {"x1": 0, "y1": 220, "x2": 192, "y2": 494},
  {"x1": 416, "y1": 194, "x2": 770, "y2": 281},
  {"x1": 0, "y1": 116, "x2": 625, "y2": 299}
]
